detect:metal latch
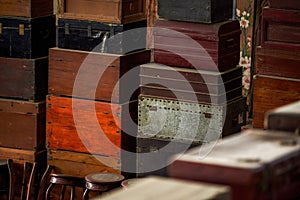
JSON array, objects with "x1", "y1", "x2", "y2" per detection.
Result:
[
  {"x1": 88, "y1": 25, "x2": 92, "y2": 37},
  {"x1": 19, "y1": 24, "x2": 24, "y2": 35},
  {"x1": 65, "y1": 23, "x2": 70, "y2": 35}
]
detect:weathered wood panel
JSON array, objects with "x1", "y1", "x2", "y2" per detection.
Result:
[
  {"x1": 48, "y1": 48, "x2": 150, "y2": 103},
  {"x1": 256, "y1": 46, "x2": 300, "y2": 79},
  {"x1": 0, "y1": 57, "x2": 48, "y2": 101},
  {"x1": 0, "y1": 99, "x2": 46, "y2": 151},
  {"x1": 253, "y1": 75, "x2": 300, "y2": 129}
]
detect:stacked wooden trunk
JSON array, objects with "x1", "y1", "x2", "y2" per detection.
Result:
[
  {"x1": 168, "y1": 129, "x2": 300, "y2": 200},
  {"x1": 253, "y1": 2, "x2": 300, "y2": 128},
  {"x1": 137, "y1": 0, "x2": 247, "y2": 177},
  {"x1": 0, "y1": 0, "x2": 55, "y2": 198},
  {"x1": 46, "y1": 0, "x2": 151, "y2": 178},
  {"x1": 0, "y1": 0, "x2": 55, "y2": 175}
]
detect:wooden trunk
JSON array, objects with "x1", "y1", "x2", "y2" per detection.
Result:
[
  {"x1": 0, "y1": 57, "x2": 48, "y2": 101},
  {"x1": 168, "y1": 129, "x2": 300, "y2": 200},
  {"x1": 268, "y1": 0, "x2": 300, "y2": 10},
  {"x1": 46, "y1": 95, "x2": 138, "y2": 160},
  {"x1": 48, "y1": 48, "x2": 150, "y2": 103},
  {"x1": 100, "y1": 177, "x2": 231, "y2": 200},
  {"x1": 0, "y1": 98, "x2": 46, "y2": 151},
  {"x1": 265, "y1": 100, "x2": 300, "y2": 133},
  {"x1": 48, "y1": 150, "x2": 120, "y2": 177},
  {"x1": 261, "y1": 7, "x2": 300, "y2": 50},
  {"x1": 154, "y1": 19, "x2": 240, "y2": 72},
  {"x1": 138, "y1": 95, "x2": 247, "y2": 144},
  {"x1": 256, "y1": 46, "x2": 300, "y2": 79},
  {"x1": 59, "y1": 0, "x2": 146, "y2": 24},
  {"x1": 0, "y1": 0, "x2": 53, "y2": 18},
  {"x1": 0, "y1": 15, "x2": 56, "y2": 59},
  {"x1": 58, "y1": 18, "x2": 147, "y2": 54},
  {"x1": 157, "y1": 0, "x2": 233, "y2": 23},
  {"x1": 140, "y1": 63, "x2": 243, "y2": 104},
  {"x1": 253, "y1": 75, "x2": 300, "y2": 129}
]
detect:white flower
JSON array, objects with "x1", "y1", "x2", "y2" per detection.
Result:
[
  {"x1": 242, "y1": 11, "x2": 247, "y2": 16},
  {"x1": 236, "y1": 9, "x2": 241, "y2": 17},
  {"x1": 240, "y1": 17, "x2": 249, "y2": 29},
  {"x1": 243, "y1": 75, "x2": 251, "y2": 90}
]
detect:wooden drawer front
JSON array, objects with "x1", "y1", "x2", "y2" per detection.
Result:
[
  {"x1": 157, "y1": 0, "x2": 233, "y2": 23},
  {"x1": 153, "y1": 19, "x2": 240, "y2": 71},
  {"x1": 0, "y1": 0, "x2": 53, "y2": 18},
  {"x1": 253, "y1": 75, "x2": 300, "y2": 129},
  {"x1": 169, "y1": 129, "x2": 300, "y2": 200},
  {"x1": 265, "y1": 100, "x2": 300, "y2": 133},
  {"x1": 0, "y1": 99, "x2": 46, "y2": 151},
  {"x1": 138, "y1": 96, "x2": 246, "y2": 144},
  {"x1": 256, "y1": 46, "x2": 300, "y2": 79},
  {"x1": 46, "y1": 95, "x2": 138, "y2": 159},
  {"x1": 58, "y1": 18, "x2": 147, "y2": 54},
  {"x1": 262, "y1": 7, "x2": 300, "y2": 50},
  {"x1": 49, "y1": 48, "x2": 150, "y2": 103},
  {"x1": 0, "y1": 57, "x2": 48, "y2": 101},
  {"x1": 60, "y1": 0, "x2": 146, "y2": 24},
  {"x1": 268, "y1": 0, "x2": 300, "y2": 10},
  {"x1": 0, "y1": 15, "x2": 56, "y2": 59}
]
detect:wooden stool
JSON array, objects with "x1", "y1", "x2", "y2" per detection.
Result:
[
  {"x1": 82, "y1": 172, "x2": 124, "y2": 199},
  {"x1": 45, "y1": 174, "x2": 86, "y2": 200}
]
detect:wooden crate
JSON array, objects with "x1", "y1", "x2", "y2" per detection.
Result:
[
  {"x1": 261, "y1": 7, "x2": 300, "y2": 50},
  {"x1": 0, "y1": 98, "x2": 46, "y2": 151},
  {"x1": 265, "y1": 100, "x2": 300, "y2": 133},
  {"x1": 58, "y1": 0, "x2": 146, "y2": 24},
  {"x1": 169, "y1": 129, "x2": 300, "y2": 200},
  {"x1": 0, "y1": 15, "x2": 56, "y2": 59},
  {"x1": 0, "y1": 57, "x2": 48, "y2": 101},
  {"x1": 253, "y1": 75, "x2": 300, "y2": 129},
  {"x1": 157, "y1": 0, "x2": 233, "y2": 23},
  {"x1": 256, "y1": 46, "x2": 300, "y2": 79},
  {"x1": 154, "y1": 19, "x2": 240, "y2": 72},
  {"x1": 48, "y1": 48, "x2": 150, "y2": 103},
  {"x1": 0, "y1": 0, "x2": 53, "y2": 18},
  {"x1": 57, "y1": 18, "x2": 147, "y2": 54},
  {"x1": 46, "y1": 95, "x2": 138, "y2": 159}
]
